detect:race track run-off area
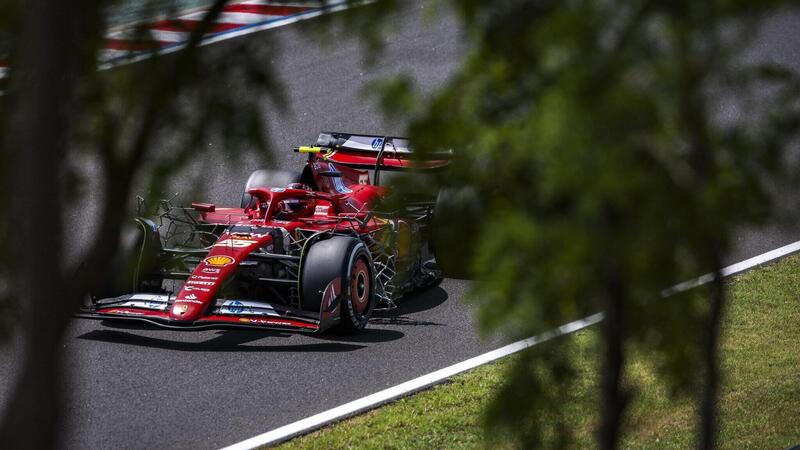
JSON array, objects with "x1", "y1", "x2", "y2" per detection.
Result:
[{"x1": 1, "y1": 2, "x2": 800, "y2": 450}]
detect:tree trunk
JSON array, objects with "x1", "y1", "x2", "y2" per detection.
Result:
[
  {"x1": 698, "y1": 258, "x2": 725, "y2": 450},
  {"x1": 0, "y1": 0, "x2": 80, "y2": 447},
  {"x1": 598, "y1": 276, "x2": 629, "y2": 450}
]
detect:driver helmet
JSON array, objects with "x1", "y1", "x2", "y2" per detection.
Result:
[
  {"x1": 275, "y1": 183, "x2": 315, "y2": 220},
  {"x1": 286, "y1": 182, "x2": 311, "y2": 191}
]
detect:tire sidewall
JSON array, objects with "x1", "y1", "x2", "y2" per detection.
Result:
[{"x1": 340, "y1": 241, "x2": 376, "y2": 330}]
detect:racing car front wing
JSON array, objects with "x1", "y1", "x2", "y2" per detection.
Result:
[{"x1": 77, "y1": 293, "x2": 322, "y2": 332}]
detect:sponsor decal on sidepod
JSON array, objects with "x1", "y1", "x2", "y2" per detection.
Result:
[
  {"x1": 183, "y1": 285, "x2": 210, "y2": 293},
  {"x1": 190, "y1": 275, "x2": 218, "y2": 281},
  {"x1": 223, "y1": 300, "x2": 245, "y2": 314}
]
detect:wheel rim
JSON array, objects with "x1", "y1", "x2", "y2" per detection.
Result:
[{"x1": 350, "y1": 257, "x2": 370, "y2": 314}]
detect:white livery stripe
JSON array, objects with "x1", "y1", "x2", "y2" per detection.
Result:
[{"x1": 130, "y1": 293, "x2": 171, "y2": 301}]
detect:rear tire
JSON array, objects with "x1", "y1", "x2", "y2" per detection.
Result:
[
  {"x1": 240, "y1": 169, "x2": 299, "y2": 208},
  {"x1": 301, "y1": 236, "x2": 376, "y2": 332}
]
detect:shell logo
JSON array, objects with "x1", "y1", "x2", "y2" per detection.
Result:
[{"x1": 203, "y1": 255, "x2": 235, "y2": 267}]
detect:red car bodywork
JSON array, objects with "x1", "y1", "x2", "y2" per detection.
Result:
[{"x1": 79, "y1": 133, "x2": 446, "y2": 333}]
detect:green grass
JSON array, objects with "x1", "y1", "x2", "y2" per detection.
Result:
[{"x1": 276, "y1": 255, "x2": 800, "y2": 449}]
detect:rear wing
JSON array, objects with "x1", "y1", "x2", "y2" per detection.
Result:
[{"x1": 293, "y1": 132, "x2": 451, "y2": 172}]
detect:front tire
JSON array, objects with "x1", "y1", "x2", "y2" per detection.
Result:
[
  {"x1": 301, "y1": 236, "x2": 376, "y2": 332},
  {"x1": 343, "y1": 252, "x2": 373, "y2": 330}
]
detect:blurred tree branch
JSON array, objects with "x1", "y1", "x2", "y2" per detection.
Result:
[
  {"x1": 371, "y1": 0, "x2": 800, "y2": 448},
  {"x1": 0, "y1": 0, "x2": 86, "y2": 446},
  {"x1": 0, "y1": 0, "x2": 285, "y2": 446}
]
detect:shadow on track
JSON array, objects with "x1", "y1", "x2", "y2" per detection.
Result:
[
  {"x1": 77, "y1": 285, "x2": 449, "y2": 348},
  {"x1": 319, "y1": 326, "x2": 406, "y2": 343},
  {"x1": 76, "y1": 328, "x2": 367, "y2": 352},
  {"x1": 369, "y1": 285, "x2": 449, "y2": 327}
]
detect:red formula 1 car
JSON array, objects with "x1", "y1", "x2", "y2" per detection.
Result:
[{"x1": 79, "y1": 132, "x2": 451, "y2": 333}]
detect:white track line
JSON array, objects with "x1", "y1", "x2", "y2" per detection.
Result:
[
  {"x1": 662, "y1": 240, "x2": 800, "y2": 297},
  {"x1": 220, "y1": 313, "x2": 605, "y2": 450},
  {"x1": 221, "y1": 240, "x2": 800, "y2": 449}
]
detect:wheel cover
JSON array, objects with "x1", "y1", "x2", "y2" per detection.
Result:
[{"x1": 350, "y1": 257, "x2": 370, "y2": 314}]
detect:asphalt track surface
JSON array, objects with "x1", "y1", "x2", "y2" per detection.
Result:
[{"x1": 1, "y1": 3, "x2": 800, "y2": 450}]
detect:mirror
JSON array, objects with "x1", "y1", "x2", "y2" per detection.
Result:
[{"x1": 191, "y1": 202, "x2": 216, "y2": 213}]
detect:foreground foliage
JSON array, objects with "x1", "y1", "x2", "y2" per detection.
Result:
[
  {"x1": 279, "y1": 255, "x2": 800, "y2": 449},
  {"x1": 0, "y1": 1, "x2": 419, "y2": 445},
  {"x1": 379, "y1": 1, "x2": 800, "y2": 446}
]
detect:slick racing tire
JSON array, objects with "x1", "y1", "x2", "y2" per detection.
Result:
[
  {"x1": 301, "y1": 236, "x2": 376, "y2": 332},
  {"x1": 431, "y1": 187, "x2": 481, "y2": 279},
  {"x1": 240, "y1": 169, "x2": 300, "y2": 208}
]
